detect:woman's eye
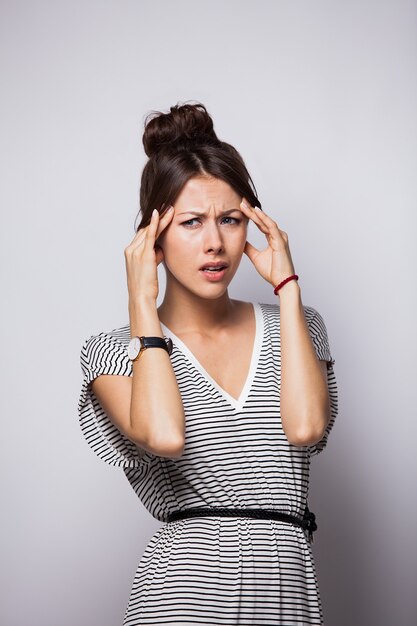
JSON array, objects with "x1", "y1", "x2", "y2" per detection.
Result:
[
  {"x1": 181, "y1": 217, "x2": 242, "y2": 228},
  {"x1": 222, "y1": 217, "x2": 242, "y2": 225},
  {"x1": 181, "y1": 219, "x2": 198, "y2": 227}
]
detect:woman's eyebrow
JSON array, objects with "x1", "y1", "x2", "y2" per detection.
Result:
[{"x1": 177, "y1": 208, "x2": 242, "y2": 216}]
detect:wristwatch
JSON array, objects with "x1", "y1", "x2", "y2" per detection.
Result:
[{"x1": 127, "y1": 335, "x2": 173, "y2": 362}]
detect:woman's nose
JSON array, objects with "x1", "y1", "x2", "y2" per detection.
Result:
[{"x1": 203, "y1": 222, "x2": 224, "y2": 251}]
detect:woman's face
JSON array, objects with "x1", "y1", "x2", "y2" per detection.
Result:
[{"x1": 157, "y1": 175, "x2": 249, "y2": 298}]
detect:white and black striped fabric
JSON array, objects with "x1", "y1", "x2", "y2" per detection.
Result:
[{"x1": 78, "y1": 302, "x2": 338, "y2": 625}]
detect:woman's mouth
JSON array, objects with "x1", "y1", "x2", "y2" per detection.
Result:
[{"x1": 199, "y1": 266, "x2": 228, "y2": 281}]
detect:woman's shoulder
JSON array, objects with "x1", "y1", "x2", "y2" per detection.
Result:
[
  {"x1": 105, "y1": 323, "x2": 131, "y2": 346},
  {"x1": 81, "y1": 323, "x2": 131, "y2": 353},
  {"x1": 253, "y1": 300, "x2": 322, "y2": 324}
]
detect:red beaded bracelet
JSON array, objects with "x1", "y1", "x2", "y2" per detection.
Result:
[{"x1": 273, "y1": 274, "x2": 299, "y2": 295}]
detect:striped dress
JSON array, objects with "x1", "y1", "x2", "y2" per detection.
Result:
[{"x1": 78, "y1": 301, "x2": 338, "y2": 625}]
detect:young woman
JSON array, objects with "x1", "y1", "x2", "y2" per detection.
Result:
[{"x1": 78, "y1": 102, "x2": 338, "y2": 625}]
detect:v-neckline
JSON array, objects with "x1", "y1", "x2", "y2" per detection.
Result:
[{"x1": 159, "y1": 302, "x2": 264, "y2": 412}]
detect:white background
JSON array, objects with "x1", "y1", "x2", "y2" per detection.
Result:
[{"x1": 1, "y1": 1, "x2": 416, "y2": 624}]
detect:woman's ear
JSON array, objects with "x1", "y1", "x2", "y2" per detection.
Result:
[{"x1": 154, "y1": 244, "x2": 165, "y2": 266}]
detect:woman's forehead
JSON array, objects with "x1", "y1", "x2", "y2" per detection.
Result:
[{"x1": 175, "y1": 177, "x2": 241, "y2": 208}]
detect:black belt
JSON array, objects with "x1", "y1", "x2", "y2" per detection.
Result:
[{"x1": 167, "y1": 505, "x2": 318, "y2": 544}]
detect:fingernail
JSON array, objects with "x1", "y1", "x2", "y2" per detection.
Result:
[
  {"x1": 168, "y1": 205, "x2": 174, "y2": 211},
  {"x1": 241, "y1": 200, "x2": 249, "y2": 209},
  {"x1": 152, "y1": 209, "x2": 158, "y2": 216}
]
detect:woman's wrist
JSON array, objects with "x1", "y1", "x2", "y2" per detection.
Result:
[
  {"x1": 128, "y1": 297, "x2": 163, "y2": 337},
  {"x1": 274, "y1": 278, "x2": 301, "y2": 301}
]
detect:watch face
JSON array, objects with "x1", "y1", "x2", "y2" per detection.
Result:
[{"x1": 127, "y1": 336, "x2": 142, "y2": 360}]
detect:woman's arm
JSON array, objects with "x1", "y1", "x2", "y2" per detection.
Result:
[
  {"x1": 279, "y1": 280, "x2": 331, "y2": 446},
  {"x1": 91, "y1": 296, "x2": 185, "y2": 459}
]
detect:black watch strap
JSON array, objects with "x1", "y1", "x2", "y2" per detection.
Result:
[{"x1": 141, "y1": 336, "x2": 173, "y2": 356}]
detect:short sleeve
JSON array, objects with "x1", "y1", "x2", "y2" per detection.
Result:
[
  {"x1": 78, "y1": 331, "x2": 152, "y2": 468},
  {"x1": 304, "y1": 306, "x2": 339, "y2": 457}
]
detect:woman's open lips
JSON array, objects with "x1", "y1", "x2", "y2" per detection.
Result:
[{"x1": 199, "y1": 266, "x2": 228, "y2": 281}]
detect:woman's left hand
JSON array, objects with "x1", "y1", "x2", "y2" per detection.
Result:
[{"x1": 240, "y1": 198, "x2": 296, "y2": 289}]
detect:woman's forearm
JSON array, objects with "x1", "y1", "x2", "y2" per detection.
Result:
[
  {"x1": 278, "y1": 280, "x2": 331, "y2": 446},
  {"x1": 128, "y1": 297, "x2": 186, "y2": 457}
]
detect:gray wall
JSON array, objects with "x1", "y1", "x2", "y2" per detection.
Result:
[{"x1": 1, "y1": 1, "x2": 416, "y2": 624}]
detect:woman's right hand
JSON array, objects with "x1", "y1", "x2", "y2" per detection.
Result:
[{"x1": 124, "y1": 204, "x2": 175, "y2": 303}]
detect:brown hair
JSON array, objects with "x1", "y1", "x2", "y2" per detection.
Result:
[{"x1": 134, "y1": 101, "x2": 262, "y2": 232}]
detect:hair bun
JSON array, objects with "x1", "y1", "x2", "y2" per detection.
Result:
[{"x1": 142, "y1": 102, "x2": 220, "y2": 158}]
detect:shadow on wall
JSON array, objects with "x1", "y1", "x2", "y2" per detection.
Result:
[{"x1": 310, "y1": 447, "x2": 383, "y2": 626}]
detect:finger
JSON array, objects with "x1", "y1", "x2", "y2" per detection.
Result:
[
  {"x1": 155, "y1": 205, "x2": 175, "y2": 241},
  {"x1": 131, "y1": 223, "x2": 147, "y2": 241},
  {"x1": 157, "y1": 204, "x2": 175, "y2": 225},
  {"x1": 129, "y1": 204, "x2": 174, "y2": 250},
  {"x1": 147, "y1": 205, "x2": 174, "y2": 248},
  {"x1": 241, "y1": 199, "x2": 284, "y2": 240},
  {"x1": 144, "y1": 209, "x2": 160, "y2": 250},
  {"x1": 254, "y1": 210, "x2": 288, "y2": 247},
  {"x1": 160, "y1": 202, "x2": 173, "y2": 214},
  {"x1": 131, "y1": 209, "x2": 158, "y2": 245},
  {"x1": 131, "y1": 215, "x2": 152, "y2": 245},
  {"x1": 133, "y1": 204, "x2": 168, "y2": 238},
  {"x1": 252, "y1": 207, "x2": 286, "y2": 242},
  {"x1": 240, "y1": 199, "x2": 269, "y2": 235},
  {"x1": 127, "y1": 225, "x2": 147, "y2": 250}
]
